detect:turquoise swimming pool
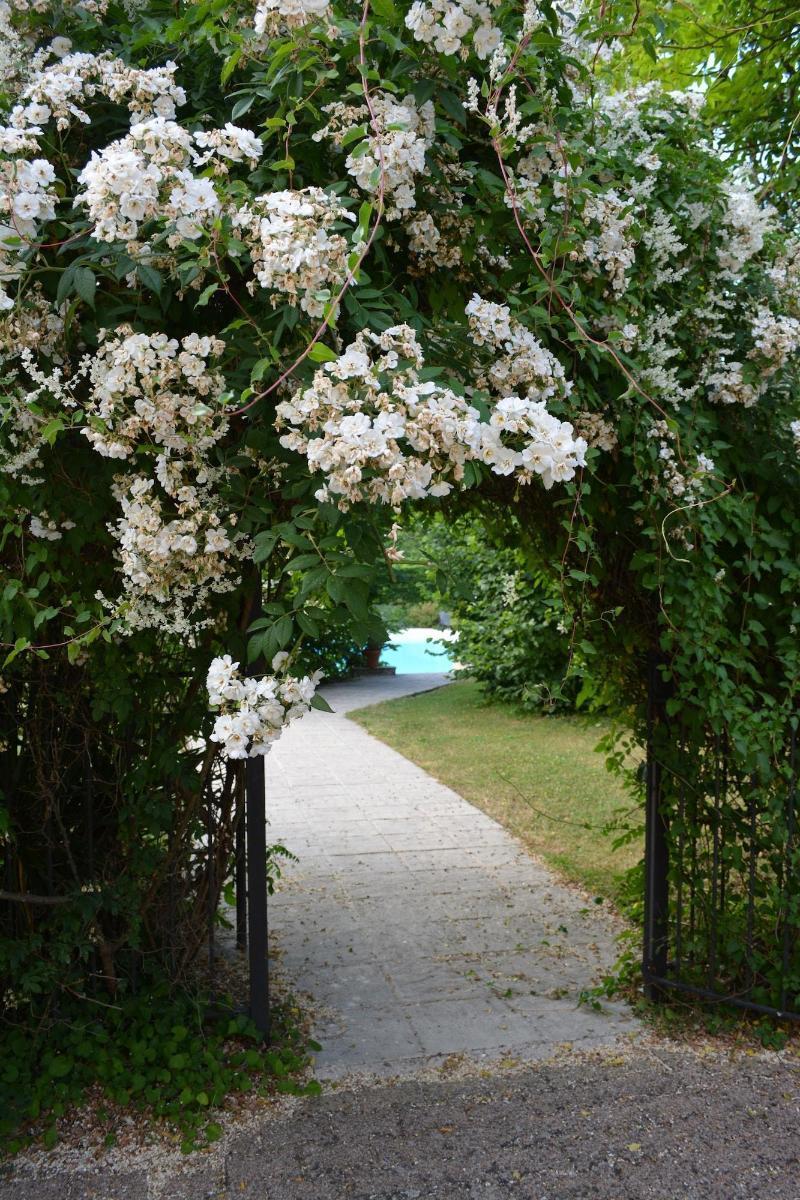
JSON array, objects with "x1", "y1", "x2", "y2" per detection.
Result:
[{"x1": 382, "y1": 630, "x2": 456, "y2": 674}]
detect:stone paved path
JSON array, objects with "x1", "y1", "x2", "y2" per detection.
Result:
[{"x1": 266, "y1": 672, "x2": 638, "y2": 1078}]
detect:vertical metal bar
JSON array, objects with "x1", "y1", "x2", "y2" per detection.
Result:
[
  {"x1": 643, "y1": 656, "x2": 669, "y2": 999},
  {"x1": 85, "y1": 746, "x2": 94, "y2": 881},
  {"x1": 207, "y1": 774, "x2": 216, "y2": 999},
  {"x1": 719, "y1": 734, "x2": 727, "y2": 916},
  {"x1": 689, "y1": 754, "x2": 697, "y2": 964},
  {"x1": 675, "y1": 735, "x2": 685, "y2": 976},
  {"x1": 246, "y1": 752, "x2": 269, "y2": 1038},
  {"x1": 747, "y1": 774, "x2": 757, "y2": 993},
  {"x1": 709, "y1": 732, "x2": 721, "y2": 988},
  {"x1": 780, "y1": 726, "x2": 797, "y2": 1012},
  {"x1": 235, "y1": 763, "x2": 247, "y2": 952}
]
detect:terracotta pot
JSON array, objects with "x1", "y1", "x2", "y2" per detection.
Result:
[{"x1": 364, "y1": 645, "x2": 382, "y2": 670}]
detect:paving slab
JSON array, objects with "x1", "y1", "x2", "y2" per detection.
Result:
[{"x1": 265, "y1": 672, "x2": 639, "y2": 1078}]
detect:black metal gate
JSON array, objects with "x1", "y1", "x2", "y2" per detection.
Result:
[{"x1": 643, "y1": 663, "x2": 800, "y2": 1021}]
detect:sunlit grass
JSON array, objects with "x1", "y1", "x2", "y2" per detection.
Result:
[{"x1": 350, "y1": 679, "x2": 640, "y2": 904}]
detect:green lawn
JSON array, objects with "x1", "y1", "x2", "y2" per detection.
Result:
[{"x1": 350, "y1": 679, "x2": 640, "y2": 904}]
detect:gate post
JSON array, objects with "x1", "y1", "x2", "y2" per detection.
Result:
[
  {"x1": 245, "y1": 752, "x2": 269, "y2": 1038},
  {"x1": 643, "y1": 655, "x2": 670, "y2": 1000}
]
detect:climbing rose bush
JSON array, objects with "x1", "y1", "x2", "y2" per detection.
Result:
[{"x1": 1, "y1": 0, "x2": 799, "y2": 1003}]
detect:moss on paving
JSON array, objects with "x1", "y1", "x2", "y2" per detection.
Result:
[{"x1": 350, "y1": 679, "x2": 639, "y2": 904}]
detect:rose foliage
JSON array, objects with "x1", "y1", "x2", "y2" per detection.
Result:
[{"x1": 1, "y1": 0, "x2": 799, "y2": 1027}]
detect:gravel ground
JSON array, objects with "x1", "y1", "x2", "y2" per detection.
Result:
[{"x1": 3, "y1": 1045, "x2": 799, "y2": 1200}]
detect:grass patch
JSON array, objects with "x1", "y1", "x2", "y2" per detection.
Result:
[{"x1": 350, "y1": 678, "x2": 640, "y2": 904}]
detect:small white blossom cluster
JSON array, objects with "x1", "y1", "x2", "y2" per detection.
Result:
[
  {"x1": 749, "y1": 306, "x2": 800, "y2": 374},
  {"x1": 207, "y1": 653, "x2": 322, "y2": 760},
  {"x1": 15, "y1": 51, "x2": 186, "y2": 131},
  {"x1": 473, "y1": 393, "x2": 587, "y2": 484},
  {"x1": 465, "y1": 294, "x2": 572, "y2": 403},
  {"x1": 232, "y1": 187, "x2": 354, "y2": 317},
  {"x1": 75, "y1": 117, "x2": 262, "y2": 248},
  {"x1": 276, "y1": 324, "x2": 473, "y2": 506},
  {"x1": 642, "y1": 210, "x2": 688, "y2": 287},
  {"x1": 0, "y1": 347, "x2": 87, "y2": 479},
  {"x1": 0, "y1": 283, "x2": 65, "y2": 355},
  {"x1": 574, "y1": 411, "x2": 617, "y2": 453},
  {"x1": 253, "y1": 0, "x2": 331, "y2": 35},
  {"x1": 0, "y1": 0, "x2": 40, "y2": 98},
  {"x1": 109, "y1": 468, "x2": 246, "y2": 634},
  {"x1": 648, "y1": 420, "x2": 715, "y2": 500},
  {"x1": 581, "y1": 190, "x2": 637, "y2": 297},
  {"x1": 717, "y1": 182, "x2": 775, "y2": 277},
  {"x1": 276, "y1": 322, "x2": 585, "y2": 508},
  {"x1": 314, "y1": 94, "x2": 434, "y2": 219},
  {"x1": 405, "y1": 0, "x2": 502, "y2": 60},
  {"x1": 82, "y1": 328, "x2": 229, "y2": 460},
  {"x1": 406, "y1": 210, "x2": 464, "y2": 270},
  {"x1": 71, "y1": 323, "x2": 246, "y2": 632},
  {"x1": 0, "y1": 153, "x2": 57, "y2": 309},
  {"x1": 705, "y1": 306, "x2": 800, "y2": 408},
  {"x1": 74, "y1": 118, "x2": 260, "y2": 249},
  {"x1": 29, "y1": 510, "x2": 74, "y2": 540}
]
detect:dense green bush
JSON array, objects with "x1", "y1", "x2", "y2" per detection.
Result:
[{"x1": 453, "y1": 553, "x2": 578, "y2": 711}]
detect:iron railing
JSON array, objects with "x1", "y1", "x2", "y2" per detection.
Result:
[{"x1": 643, "y1": 662, "x2": 800, "y2": 1021}]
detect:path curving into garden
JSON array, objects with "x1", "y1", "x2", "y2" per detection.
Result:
[{"x1": 266, "y1": 672, "x2": 639, "y2": 1078}]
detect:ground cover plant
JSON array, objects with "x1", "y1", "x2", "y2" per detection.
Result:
[{"x1": 1, "y1": 0, "x2": 800, "y2": 1144}]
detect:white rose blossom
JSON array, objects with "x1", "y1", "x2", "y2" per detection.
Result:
[
  {"x1": 206, "y1": 653, "x2": 322, "y2": 760},
  {"x1": 231, "y1": 187, "x2": 355, "y2": 316},
  {"x1": 276, "y1": 318, "x2": 585, "y2": 509}
]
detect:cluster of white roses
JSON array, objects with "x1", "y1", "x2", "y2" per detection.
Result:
[
  {"x1": 29, "y1": 510, "x2": 74, "y2": 540},
  {"x1": 16, "y1": 50, "x2": 186, "y2": 130},
  {"x1": 231, "y1": 187, "x2": 355, "y2": 317},
  {"x1": 581, "y1": 191, "x2": 637, "y2": 297},
  {"x1": 465, "y1": 294, "x2": 573, "y2": 403},
  {"x1": 276, "y1": 324, "x2": 473, "y2": 507},
  {"x1": 253, "y1": 0, "x2": 331, "y2": 36},
  {"x1": 704, "y1": 307, "x2": 800, "y2": 408},
  {"x1": 313, "y1": 94, "x2": 434, "y2": 219},
  {"x1": 0, "y1": 345, "x2": 86, "y2": 479},
  {"x1": 717, "y1": 182, "x2": 775, "y2": 278},
  {"x1": 0, "y1": 50, "x2": 192, "y2": 306},
  {"x1": 276, "y1": 317, "x2": 586, "y2": 508},
  {"x1": 206, "y1": 653, "x2": 322, "y2": 760},
  {"x1": 405, "y1": 0, "x2": 503, "y2": 60},
  {"x1": 574, "y1": 411, "x2": 618, "y2": 453},
  {"x1": 0, "y1": 154, "x2": 57, "y2": 307},
  {"x1": 647, "y1": 420, "x2": 715, "y2": 501},
  {"x1": 75, "y1": 117, "x2": 262, "y2": 248},
  {"x1": 72, "y1": 326, "x2": 245, "y2": 633},
  {"x1": 82, "y1": 329, "x2": 229, "y2": 460},
  {"x1": 109, "y1": 468, "x2": 246, "y2": 634}
]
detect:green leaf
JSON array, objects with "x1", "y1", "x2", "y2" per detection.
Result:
[
  {"x1": 73, "y1": 267, "x2": 97, "y2": 307},
  {"x1": 196, "y1": 283, "x2": 219, "y2": 307},
  {"x1": 137, "y1": 264, "x2": 162, "y2": 296},
  {"x1": 231, "y1": 93, "x2": 255, "y2": 119},
  {"x1": 220, "y1": 47, "x2": 242, "y2": 85},
  {"x1": 55, "y1": 267, "x2": 75, "y2": 307},
  {"x1": 310, "y1": 693, "x2": 333, "y2": 713},
  {"x1": 307, "y1": 342, "x2": 338, "y2": 363},
  {"x1": 439, "y1": 90, "x2": 466, "y2": 127}
]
